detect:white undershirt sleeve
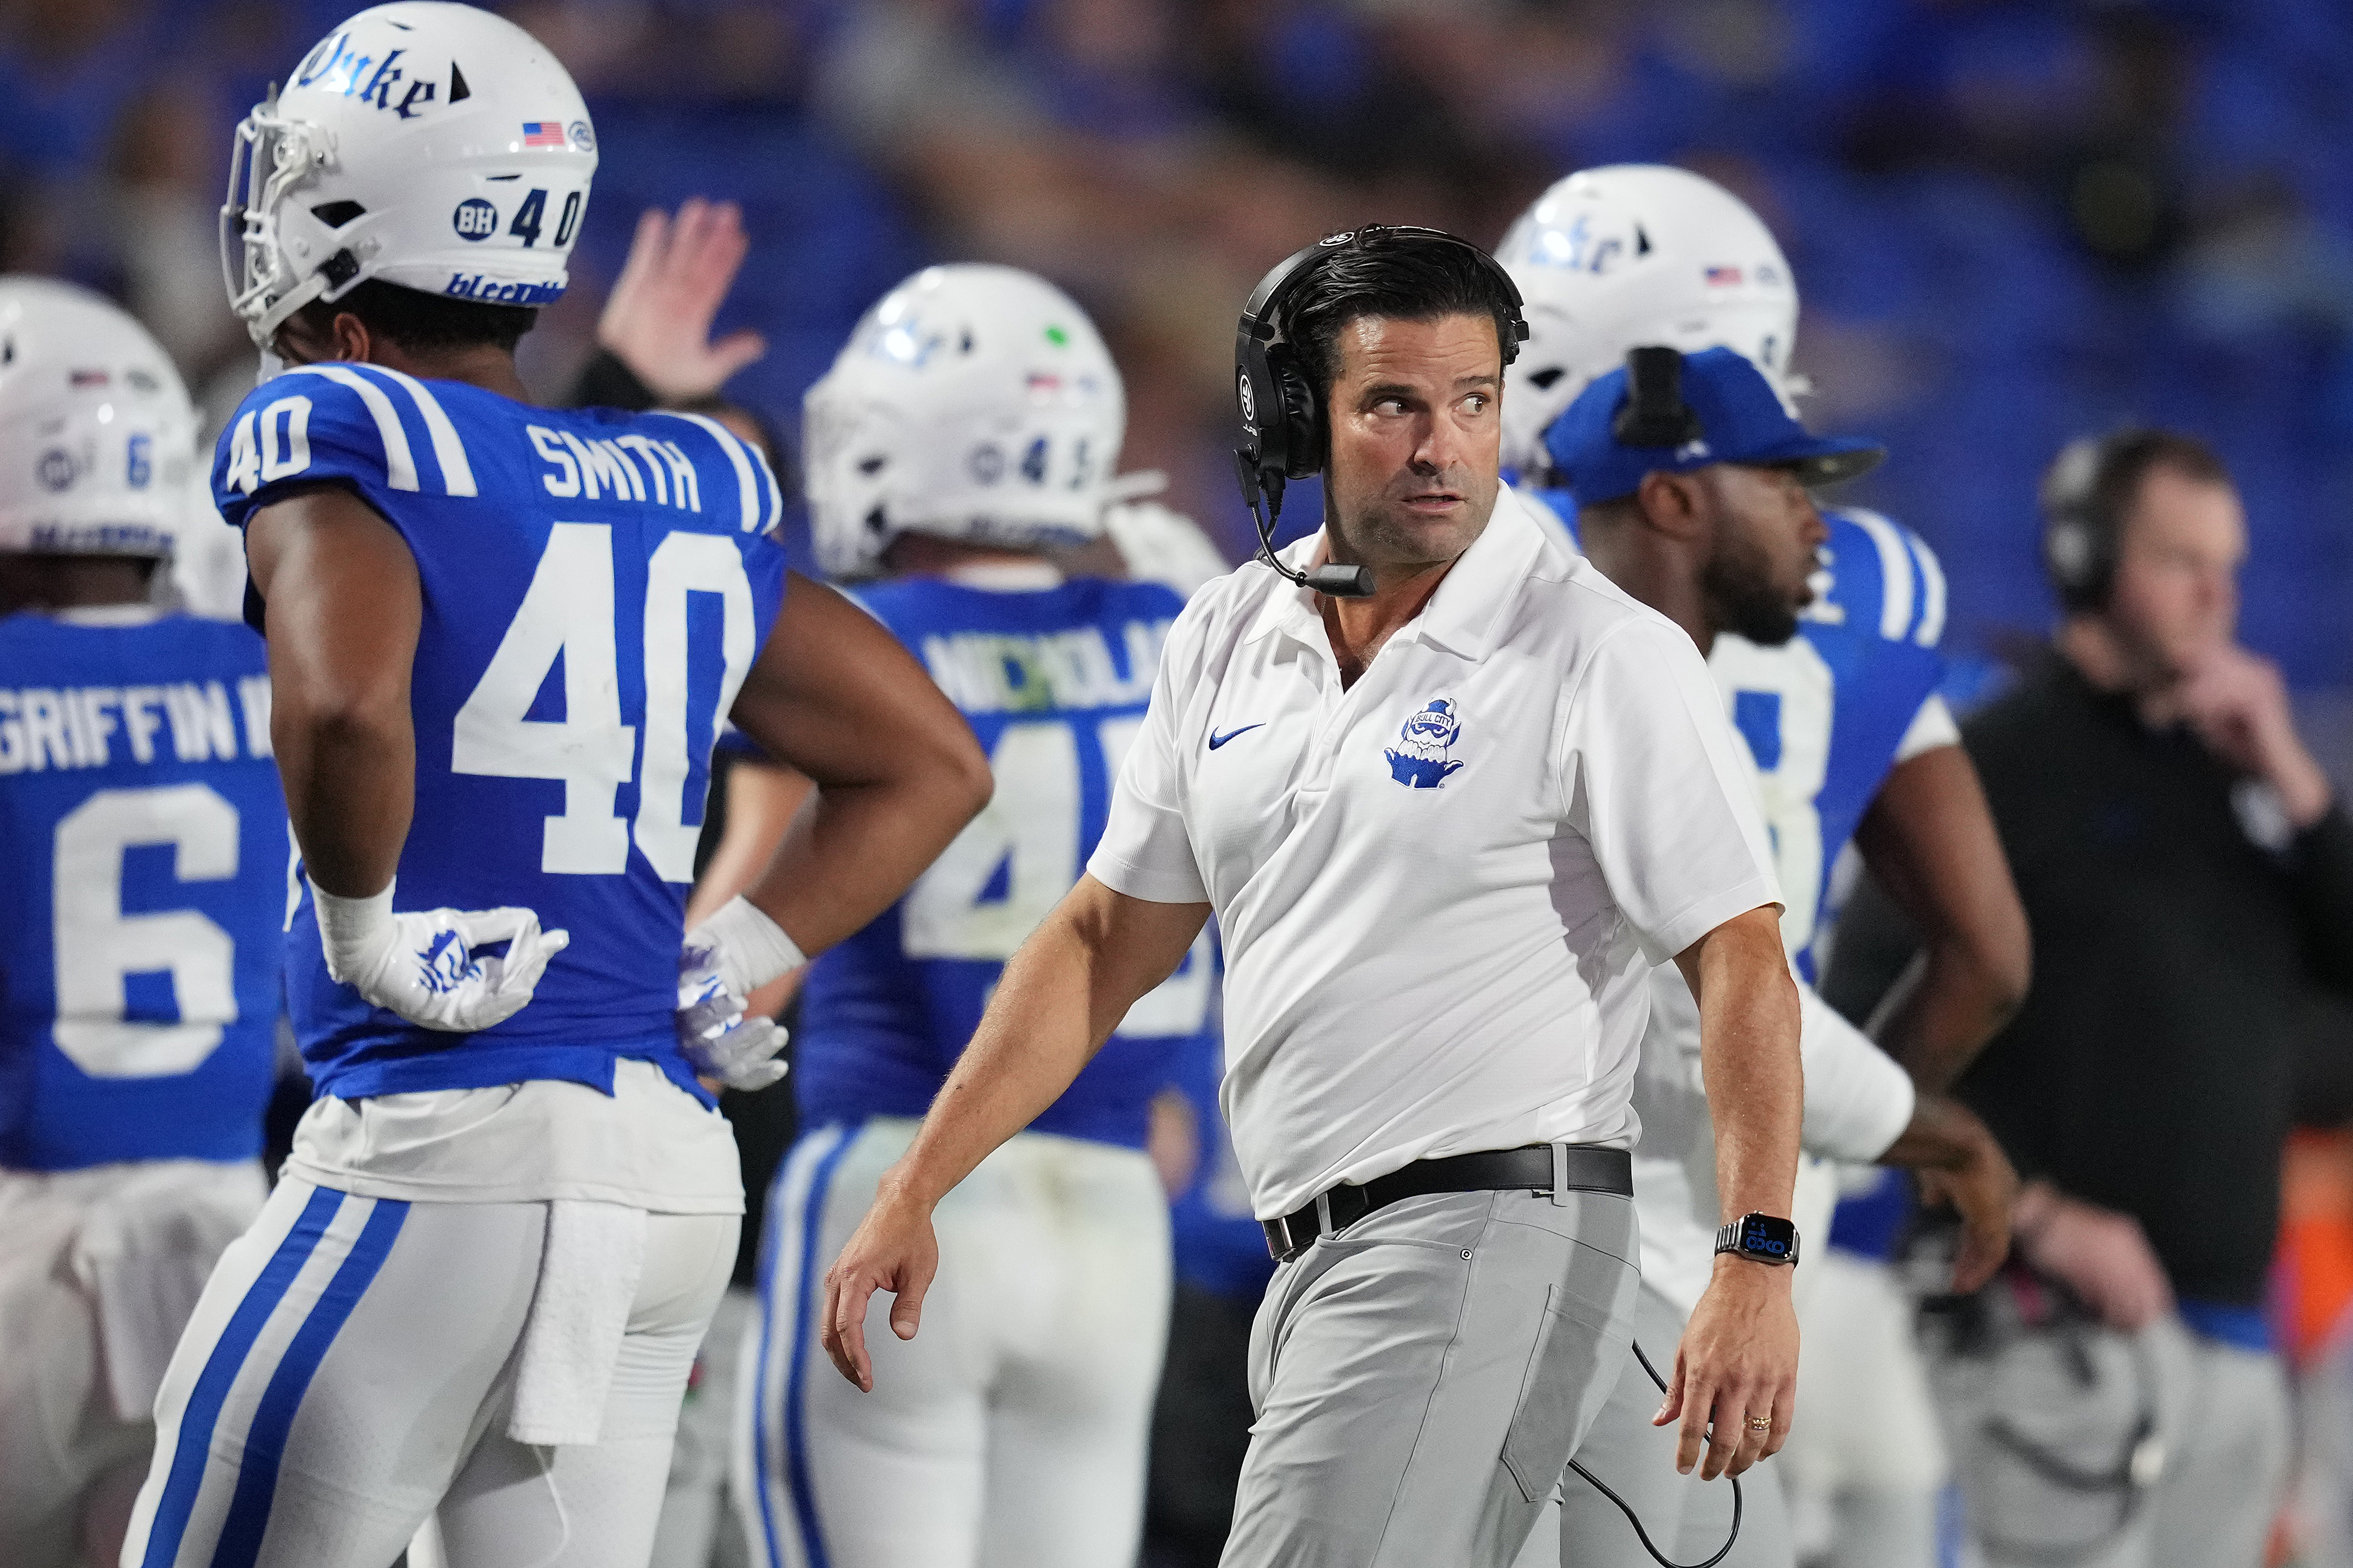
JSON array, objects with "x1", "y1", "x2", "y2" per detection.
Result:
[
  {"x1": 1087, "y1": 610, "x2": 1209, "y2": 906},
  {"x1": 1562, "y1": 615, "x2": 1785, "y2": 963},
  {"x1": 1892, "y1": 691, "x2": 1960, "y2": 765},
  {"x1": 1798, "y1": 984, "x2": 1916, "y2": 1161}
]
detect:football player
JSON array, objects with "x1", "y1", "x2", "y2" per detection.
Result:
[
  {"x1": 0, "y1": 279, "x2": 283, "y2": 1568},
  {"x1": 733, "y1": 264, "x2": 1217, "y2": 1568},
  {"x1": 1494, "y1": 167, "x2": 2032, "y2": 1568},
  {"x1": 118, "y1": 8, "x2": 988, "y2": 1567}
]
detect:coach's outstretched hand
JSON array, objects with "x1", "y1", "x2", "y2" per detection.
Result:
[
  {"x1": 314, "y1": 883, "x2": 569, "y2": 1033},
  {"x1": 822, "y1": 1185, "x2": 940, "y2": 1392},
  {"x1": 1657, "y1": 1259, "x2": 1799, "y2": 1481}
]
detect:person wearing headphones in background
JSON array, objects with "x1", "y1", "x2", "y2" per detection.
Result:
[
  {"x1": 1831, "y1": 428, "x2": 2353, "y2": 1568},
  {"x1": 817, "y1": 225, "x2": 1805, "y2": 1568}
]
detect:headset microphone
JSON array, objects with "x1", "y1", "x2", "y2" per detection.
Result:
[{"x1": 1232, "y1": 453, "x2": 1375, "y2": 598}]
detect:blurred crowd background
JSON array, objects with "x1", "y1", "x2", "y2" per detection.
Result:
[
  {"x1": 11, "y1": 0, "x2": 2353, "y2": 777},
  {"x1": 13, "y1": 2, "x2": 2353, "y2": 1561}
]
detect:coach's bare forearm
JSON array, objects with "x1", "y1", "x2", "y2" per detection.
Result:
[
  {"x1": 246, "y1": 487, "x2": 422, "y2": 898},
  {"x1": 1666, "y1": 903, "x2": 1804, "y2": 1479},
  {"x1": 883, "y1": 877, "x2": 1208, "y2": 1209},
  {"x1": 1678, "y1": 905, "x2": 1803, "y2": 1221}
]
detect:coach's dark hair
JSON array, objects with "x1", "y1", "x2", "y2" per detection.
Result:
[
  {"x1": 2040, "y1": 426, "x2": 2231, "y2": 610},
  {"x1": 292, "y1": 279, "x2": 537, "y2": 355},
  {"x1": 1284, "y1": 229, "x2": 1522, "y2": 408}
]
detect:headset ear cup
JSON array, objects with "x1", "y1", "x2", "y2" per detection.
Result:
[
  {"x1": 1277, "y1": 358, "x2": 1322, "y2": 480},
  {"x1": 1236, "y1": 353, "x2": 1277, "y2": 475},
  {"x1": 2044, "y1": 515, "x2": 2112, "y2": 610},
  {"x1": 2044, "y1": 518, "x2": 2088, "y2": 591}
]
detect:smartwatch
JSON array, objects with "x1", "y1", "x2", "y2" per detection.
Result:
[{"x1": 1714, "y1": 1212, "x2": 1800, "y2": 1267}]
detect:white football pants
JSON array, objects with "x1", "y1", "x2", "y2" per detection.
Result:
[
  {"x1": 119, "y1": 1175, "x2": 734, "y2": 1568},
  {"x1": 736, "y1": 1118, "x2": 1172, "y2": 1568},
  {"x1": 0, "y1": 1161, "x2": 264, "y2": 1568},
  {"x1": 1778, "y1": 1249, "x2": 1946, "y2": 1568}
]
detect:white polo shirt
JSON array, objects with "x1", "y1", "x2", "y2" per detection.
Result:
[{"x1": 1088, "y1": 485, "x2": 1782, "y2": 1218}]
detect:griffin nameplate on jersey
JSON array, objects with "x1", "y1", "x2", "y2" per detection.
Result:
[{"x1": 0, "y1": 614, "x2": 284, "y2": 1169}]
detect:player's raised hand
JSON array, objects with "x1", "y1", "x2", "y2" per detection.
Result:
[
  {"x1": 598, "y1": 198, "x2": 767, "y2": 401},
  {"x1": 313, "y1": 885, "x2": 570, "y2": 1033},
  {"x1": 821, "y1": 1187, "x2": 940, "y2": 1392}
]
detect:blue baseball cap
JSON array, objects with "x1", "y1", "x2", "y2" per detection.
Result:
[{"x1": 1542, "y1": 345, "x2": 1885, "y2": 505}]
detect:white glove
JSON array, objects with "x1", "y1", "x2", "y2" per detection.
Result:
[
  {"x1": 676, "y1": 895, "x2": 804, "y2": 1092},
  {"x1": 315, "y1": 883, "x2": 570, "y2": 1033}
]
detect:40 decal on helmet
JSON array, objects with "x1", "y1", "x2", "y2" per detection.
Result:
[{"x1": 221, "y1": 2, "x2": 596, "y2": 346}]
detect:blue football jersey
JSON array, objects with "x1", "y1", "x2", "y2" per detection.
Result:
[
  {"x1": 213, "y1": 363, "x2": 789, "y2": 1104},
  {"x1": 1526, "y1": 490, "x2": 1948, "y2": 980},
  {"x1": 795, "y1": 576, "x2": 1212, "y2": 1150},
  {"x1": 0, "y1": 612, "x2": 284, "y2": 1169}
]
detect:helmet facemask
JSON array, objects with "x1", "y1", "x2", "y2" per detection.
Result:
[{"x1": 222, "y1": 90, "x2": 347, "y2": 346}]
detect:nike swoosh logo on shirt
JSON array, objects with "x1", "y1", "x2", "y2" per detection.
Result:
[{"x1": 1208, "y1": 724, "x2": 1266, "y2": 750}]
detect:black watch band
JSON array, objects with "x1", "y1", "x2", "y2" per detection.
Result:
[{"x1": 1715, "y1": 1212, "x2": 1800, "y2": 1266}]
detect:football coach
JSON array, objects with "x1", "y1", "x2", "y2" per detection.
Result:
[{"x1": 818, "y1": 227, "x2": 1804, "y2": 1568}]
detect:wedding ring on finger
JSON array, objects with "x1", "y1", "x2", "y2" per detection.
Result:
[{"x1": 1747, "y1": 1416, "x2": 1773, "y2": 1432}]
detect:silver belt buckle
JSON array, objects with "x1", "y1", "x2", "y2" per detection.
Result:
[
  {"x1": 1314, "y1": 1189, "x2": 1334, "y2": 1240},
  {"x1": 1551, "y1": 1142, "x2": 1569, "y2": 1206}
]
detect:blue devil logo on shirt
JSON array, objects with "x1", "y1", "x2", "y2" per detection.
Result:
[{"x1": 1385, "y1": 699, "x2": 1465, "y2": 788}]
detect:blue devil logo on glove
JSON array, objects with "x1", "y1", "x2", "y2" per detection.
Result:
[
  {"x1": 415, "y1": 929, "x2": 485, "y2": 995},
  {"x1": 1385, "y1": 699, "x2": 1465, "y2": 789}
]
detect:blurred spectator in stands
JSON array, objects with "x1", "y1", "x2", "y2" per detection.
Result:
[
  {"x1": 1829, "y1": 428, "x2": 2353, "y2": 1568},
  {"x1": 106, "y1": 82, "x2": 245, "y2": 379}
]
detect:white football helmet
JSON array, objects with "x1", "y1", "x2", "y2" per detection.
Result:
[
  {"x1": 1495, "y1": 165, "x2": 1799, "y2": 474},
  {"x1": 222, "y1": 2, "x2": 595, "y2": 346},
  {"x1": 1101, "y1": 485, "x2": 1231, "y2": 597},
  {"x1": 807, "y1": 265, "x2": 1125, "y2": 579},
  {"x1": 0, "y1": 277, "x2": 198, "y2": 557}
]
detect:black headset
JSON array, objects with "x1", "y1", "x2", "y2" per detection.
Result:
[
  {"x1": 1612, "y1": 346, "x2": 1703, "y2": 448},
  {"x1": 1232, "y1": 226, "x2": 1530, "y2": 598},
  {"x1": 2040, "y1": 432, "x2": 2129, "y2": 611}
]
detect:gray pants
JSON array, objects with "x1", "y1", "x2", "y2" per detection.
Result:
[
  {"x1": 1223, "y1": 1187, "x2": 1639, "y2": 1568},
  {"x1": 1927, "y1": 1301, "x2": 2289, "y2": 1568},
  {"x1": 1510, "y1": 1279, "x2": 1794, "y2": 1568}
]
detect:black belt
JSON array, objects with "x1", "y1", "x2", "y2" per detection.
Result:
[{"x1": 1262, "y1": 1143, "x2": 1631, "y2": 1264}]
